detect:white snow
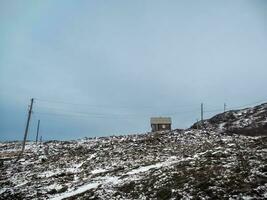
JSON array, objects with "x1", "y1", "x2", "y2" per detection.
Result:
[
  {"x1": 242, "y1": 196, "x2": 254, "y2": 200},
  {"x1": 66, "y1": 162, "x2": 84, "y2": 173},
  {"x1": 49, "y1": 157, "x2": 184, "y2": 199},
  {"x1": 1, "y1": 111, "x2": 267, "y2": 200},
  {"x1": 46, "y1": 183, "x2": 63, "y2": 191},
  {"x1": 49, "y1": 176, "x2": 120, "y2": 200},
  {"x1": 91, "y1": 168, "x2": 108, "y2": 174},
  {"x1": 218, "y1": 122, "x2": 226, "y2": 130},
  {"x1": 127, "y1": 157, "x2": 178, "y2": 175},
  {"x1": 38, "y1": 170, "x2": 62, "y2": 178},
  {"x1": 0, "y1": 188, "x2": 7, "y2": 195},
  {"x1": 50, "y1": 182, "x2": 100, "y2": 200},
  {"x1": 87, "y1": 153, "x2": 96, "y2": 161}
]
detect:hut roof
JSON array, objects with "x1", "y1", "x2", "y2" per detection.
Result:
[{"x1": 150, "y1": 117, "x2": 172, "y2": 125}]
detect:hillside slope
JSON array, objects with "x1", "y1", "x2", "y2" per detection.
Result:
[
  {"x1": 1, "y1": 103, "x2": 267, "y2": 199},
  {"x1": 1, "y1": 130, "x2": 266, "y2": 199},
  {"x1": 191, "y1": 103, "x2": 267, "y2": 136}
]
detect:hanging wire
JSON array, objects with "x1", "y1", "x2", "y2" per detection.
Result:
[
  {"x1": 32, "y1": 97, "x2": 267, "y2": 121},
  {"x1": 35, "y1": 98, "x2": 199, "y2": 110},
  {"x1": 227, "y1": 99, "x2": 267, "y2": 110}
]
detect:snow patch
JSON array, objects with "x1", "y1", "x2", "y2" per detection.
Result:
[
  {"x1": 91, "y1": 168, "x2": 108, "y2": 174},
  {"x1": 127, "y1": 157, "x2": 178, "y2": 175},
  {"x1": 49, "y1": 176, "x2": 120, "y2": 200},
  {"x1": 49, "y1": 182, "x2": 100, "y2": 200}
]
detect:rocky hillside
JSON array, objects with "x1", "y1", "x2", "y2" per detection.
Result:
[
  {"x1": 191, "y1": 103, "x2": 267, "y2": 136},
  {"x1": 1, "y1": 130, "x2": 267, "y2": 200},
  {"x1": 1, "y1": 103, "x2": 267, "y2": 199}
]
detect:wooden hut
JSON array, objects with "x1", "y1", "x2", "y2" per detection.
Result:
[{"x1": 150, "y1": 117, "x2": 172, "y2": 132}]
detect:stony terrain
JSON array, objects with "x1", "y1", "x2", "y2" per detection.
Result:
[
  {"x1": 192, "y1": 103, "x2": 267, "y2": 136},
  {"x1": 0, "y1": 103, "x2": 267, "y2": 200}
]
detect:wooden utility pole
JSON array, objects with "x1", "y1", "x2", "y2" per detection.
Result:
[
  {"x1": 224, "y1": 103, "x2": 227, "y2": 113},
  {"x1": 17, "y1": 98, "x2": 34, "y2": 161},
  {"x1": 201, "y1": 103, "x2": 204, "y2": 124},
  {"x1": 35, "y1": 120, "x2": 40, "y2": 144}
]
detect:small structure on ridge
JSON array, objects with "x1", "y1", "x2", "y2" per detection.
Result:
[{"x1": 150, "y1": 117, "x2": 172, "y2": 132}]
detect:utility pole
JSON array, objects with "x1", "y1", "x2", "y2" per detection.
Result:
[
  {"x1": 224, "y1": 103, "x2": 227, "y2": 113},
  {"x1": 17, "y1": 98, "x2": 34, "y2": 161},
  {"x1": 201, "y1": 103, "x2": 204, "y2": 124},
  {"x1": 35, "y1": 120, "x2": 40, "y2": 144}
]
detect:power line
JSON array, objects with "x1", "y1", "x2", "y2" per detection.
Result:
[
  {"x1": 33, "y1": 98, "x2": 267, "y2": 120},
  {"x1": 201, "y1": 103, "x2": 204, "y2": 123},
  {"x1": 35, "y1": 120, "x2": 40, "y2": 144},
  {"x1": 34, "y1": 98, "x2": 201, "y2": 119},
  {"x1": 227, "y1": 99, "x2": 267, "y2": 110},
  {"x1": 35, "y1": 106, "x2": 200, "y2": 118},
  {"x1": 17, "y1": 98, "x2": 34, "y2": 161},
  {"x1": 35, "y1": 112, "x2": 127, "y2": 119},
  {"x1": 36, "y1": 97, "x2": 267, "y2": 110},
  {"x1": 204, "y1": 109, "x2": 224, "y2": 113},
  {"x1": 34, "y1": 107, "x2": 200, "y2": 119},
  {"x1": 35, "y1": 98, "x2": 199, "y2": 110}
]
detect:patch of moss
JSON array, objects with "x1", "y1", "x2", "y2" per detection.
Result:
[
  {"x1": 156, "y1": 188, "x2": 172, "y2": 200},
  {"x1": 118, "y1": 181, "x2": 135, "y2": 193}
]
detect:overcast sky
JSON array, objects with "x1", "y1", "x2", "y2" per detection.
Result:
[{"x1": 1, "y1": 0, "x2": 267, "y2": 141}]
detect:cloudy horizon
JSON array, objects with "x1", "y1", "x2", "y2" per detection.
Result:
[{"x1": 1, "y1": 0, "x2": 267, "y2": 141}]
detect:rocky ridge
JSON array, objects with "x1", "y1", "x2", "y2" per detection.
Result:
[
  {"x1": 191, "y1": 103, "x2": 267, "y2": 136},
  {"x1": 0, "y1": 103, "x2": 267, "y2": 199}
]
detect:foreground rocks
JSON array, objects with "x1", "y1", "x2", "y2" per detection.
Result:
[{"x1": 0, "y1": 130, "x2": 266, "y2": 199}]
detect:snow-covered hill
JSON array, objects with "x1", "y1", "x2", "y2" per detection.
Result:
[
  {"x1": 191, "y1": 103, "x2": 267, "y2": 136},
  {"x1": 1, "y1": 129, "x2": 266, "y2": 199},
  {"x1": 1, "y1": 103, "x2": 267, "y2": 199}
]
